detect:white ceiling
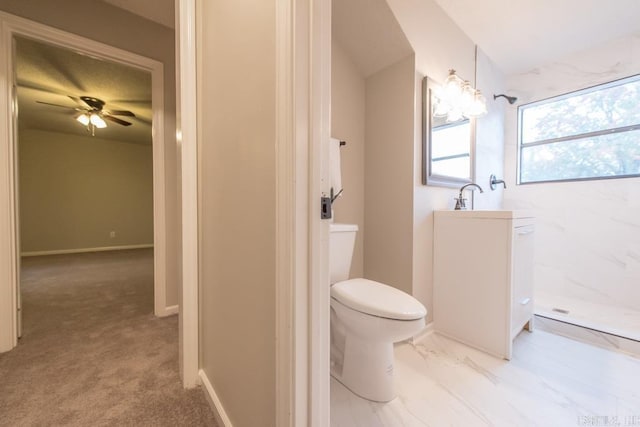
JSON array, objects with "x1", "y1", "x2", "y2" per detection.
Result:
[
  {"x1": 333, "y1": 0, "x2": 640, "y2": 78},
  {"x1": 433, "y1": 0, "x2": 640, "y2": 75},
  {"x1": 31, "y1": 0, "x2": 635, "y2": 139},
  {"x1": 93, "y1": 0, "x2": 640, "y2": 77}
]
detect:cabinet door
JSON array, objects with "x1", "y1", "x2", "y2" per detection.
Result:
[{"x1": 511, "y1": 224, "x2": 535, "y2": 339}]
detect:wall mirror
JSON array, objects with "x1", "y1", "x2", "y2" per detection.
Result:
[{"x1": 422, "y1": 76, "x2": 475, "y2": 187}]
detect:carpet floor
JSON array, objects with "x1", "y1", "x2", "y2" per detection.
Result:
[{"x1": 0, "y1": 249, "x2": 217, "y2": 426}]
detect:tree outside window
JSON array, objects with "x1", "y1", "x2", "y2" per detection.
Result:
[{"x1": 518, "y1": 75, "x2": 640, "y2": 184}]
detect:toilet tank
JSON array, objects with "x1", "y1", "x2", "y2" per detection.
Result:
[{"x1": 329, "y1": 223, "x2": 358, "y2": 284}]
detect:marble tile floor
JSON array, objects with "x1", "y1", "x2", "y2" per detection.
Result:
[{"x1": 331, "y1": 330, "x2": 640, "y2": 427}]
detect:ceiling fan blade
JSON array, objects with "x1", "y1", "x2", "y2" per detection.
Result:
[
  {"x1": 36, "y1": 100, "x2": 80, "y2": 111},
  {"x1": 106, "y1": 109, "x2": 136, "y2": 117},
  {"x1": 104, "y1": 115, "x2": 132, "y2": 126},
  {"x1": 68, "y1": 95, "x2": 85, "y2": 106}
]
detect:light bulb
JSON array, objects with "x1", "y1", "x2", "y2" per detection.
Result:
[
  {"x1": 76, "y1": 113, "x2": 90, "y2": 126},
  {"x1": 443, "y1": 69, "x2": 464, "y2": 101},
  {"x1": 460, "y1": 82, "x2": 475, "y2": 111},
  {"x1": 90, "y1": 113, "x2": 107, "y2": 128},
  {"x1": 465, "y1": 90, "x2": 488, "y2": 118}
]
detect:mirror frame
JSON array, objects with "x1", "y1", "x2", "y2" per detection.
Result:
[{"x1": 422, "y1": 76, "x2": 476, "y2": 187}]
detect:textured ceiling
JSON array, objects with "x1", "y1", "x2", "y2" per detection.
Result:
[
  {"x1": 16, "y1": 37, "x2": 152, "y2": 145},
  {"x1": 433, "y1": 0, "x2": 640, "y2": 74}
]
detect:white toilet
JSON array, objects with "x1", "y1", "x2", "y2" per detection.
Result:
[{"x1": 330, "y1": 223, "x2": 427, "y2": 402}]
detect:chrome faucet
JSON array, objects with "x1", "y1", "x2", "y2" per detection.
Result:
[
  {"x1": 489, "y1": 174, "x2": 507, "y2": 190},
  {"x1": 454, "y1": 183, "x2": 484, "y2": 210}
]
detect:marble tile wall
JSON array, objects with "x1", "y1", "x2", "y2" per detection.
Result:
[{"x1": 502, "y1": 32, "x2": 640, "y2": 337}]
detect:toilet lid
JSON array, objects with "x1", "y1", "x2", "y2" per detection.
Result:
[{"x1": 331, "y1": 278, "x2": 427, "y2": 320}]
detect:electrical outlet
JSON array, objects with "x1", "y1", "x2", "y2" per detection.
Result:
[{"x1": 109, "y1": 231, "x2": 116, "y2": 238}]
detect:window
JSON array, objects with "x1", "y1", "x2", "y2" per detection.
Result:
[{"x1": 518, "y1": 75, "x2": 640, "y2": 184}]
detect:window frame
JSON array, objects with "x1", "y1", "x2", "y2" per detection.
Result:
[{"x1": 517, "y1": 74, "x2": 640, "y2": 185}]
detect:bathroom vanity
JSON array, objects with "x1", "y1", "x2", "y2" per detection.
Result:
[{"x1": 433, "y1": 210, "x2": 535, "y2": 360}]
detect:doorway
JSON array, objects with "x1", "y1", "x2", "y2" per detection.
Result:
[
  {"x1": 15, "y1": 34, "x2": 155, "y2": 336},
  {"x1": 0, "y1": 12, "x2": 168, "y2": 353}
]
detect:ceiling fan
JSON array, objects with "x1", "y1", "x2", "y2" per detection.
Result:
[{"x1": 36, "y1": 95, "x2": 136, "y2": 135}]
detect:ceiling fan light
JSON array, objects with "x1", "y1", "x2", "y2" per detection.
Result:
[
  {"x1": 90, "y1": 113, "x2": 107, "y2": 128},
  {"x1": 76, "y1": 113, "x2": 90, "y2": 126}
]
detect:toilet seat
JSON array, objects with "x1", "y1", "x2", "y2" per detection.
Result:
[{"x1": 331, "y1": 278, "x2": 426, "y2": 321}]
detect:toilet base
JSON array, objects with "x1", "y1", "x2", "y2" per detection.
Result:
[{"x1": 331, "y1": 334, "x2": 396, "y2": 402}]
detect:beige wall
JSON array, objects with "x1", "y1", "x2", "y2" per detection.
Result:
[
  {"x1": 19, "y1": 129, "x2": 153, "y2": 253},
  {"x1": 364, "y1": 55, "x2": 416, "y2": 295},
  {"x1": 331, "y1": 4, "x2": 416, "y2": 295},
  {"x1": 197, "y1": 0, "x2": 276, "y2": 426},
  {"x1": 331, "y1": 39, "x2": 416, "y2": 296},
  {"x1": 0, "y1": 0, "x2": 179, "y2": 305},
  {"x1": 331, "y1": 0, "x2": 506, "y2": 323},
  {"x1": 383, "y1": 0, "x2": 505, "y2": 322},
  {"x1": 331, "y1": 41, "x2": 366, "y2": 279}
]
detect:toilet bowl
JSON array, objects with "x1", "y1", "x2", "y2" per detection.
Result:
[{"x1": 330, "y1": 224, "x2": 427, "y2": 402}]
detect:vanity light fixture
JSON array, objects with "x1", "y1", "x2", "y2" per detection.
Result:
[{"x1": 435, "y1": 46, "x2": 487, "y2": 122}]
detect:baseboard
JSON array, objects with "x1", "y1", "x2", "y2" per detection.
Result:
[
  {"x1": 158, "y1": 304, "x2": 178, "y2": 317},
  {"x1": 21, "y1": 244, "x2": 154, "y2": 257},
  {"x1": 199, "y1": 369, "x2": 234, "y2": 427}
]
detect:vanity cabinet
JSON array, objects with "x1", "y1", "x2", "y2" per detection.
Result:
[{"x1": 433, "y1": 210, "x2": 535, "y2": 360}]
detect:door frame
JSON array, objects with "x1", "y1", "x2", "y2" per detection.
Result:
[
  {"x1": 275, "y1": 0, "x2": 332, "y2": 424},
  {"x1": 273, "y1": 0, "x2": 332, "y2": 423},
  {"x1": 176, "y1": 0, "x2": 331, "y2": 422},
  {"x1": 0, "y1": 11, "x2": 169, "y2": 353},
  {"x1": 175, "y1": 0, "x2": 198, "y2": 388}
]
